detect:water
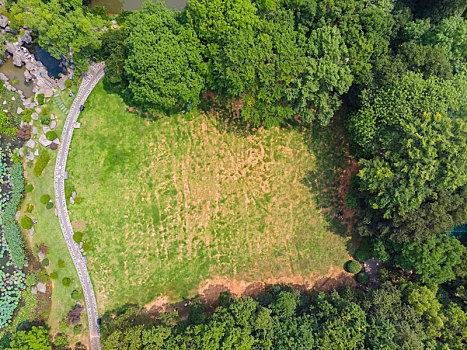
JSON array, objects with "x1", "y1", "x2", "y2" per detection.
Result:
[
  {"x1": 29, "y1": 45, "x2": 65, "y2": 79},
  {"x1": 89, "y1": 0, "x2": 188, "y2": 13},
  {"x1": 0, "y1": 58, "x2": 34, "y2": 98}
]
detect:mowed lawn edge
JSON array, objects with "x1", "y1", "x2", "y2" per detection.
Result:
[{"x1": 67, "y1": 81, "x2": 352, "y2": 312}]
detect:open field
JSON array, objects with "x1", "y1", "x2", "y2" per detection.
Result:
[
  {"x1": 19, "y1": 83, "x2": 88, "y2": 343},
  {"x1": 67, "y1": 82, "x2": 354, "y2": 312}
]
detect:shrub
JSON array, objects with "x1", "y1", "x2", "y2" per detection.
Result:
[
  {"x1": 33, "y1": 152, "x2": 50, "y2": 177},
  {"x1": 41, "y1": 108, "x2": 49, "y2": 115},
  {"x1": 21, "y1": 216, "x2": 33, "y2": 229},
  {"x1": 46, "y1": 201, "x2": 54, "y2": 209},
  {"x1": 40, "y1": 194, "x2": 50, "y2": 204},
  {"x1": 45, "y1": 131, "x2": 58, "y2": 141},
  {"x1": 22, "y1": 114, "x2": 31, "y2": 123},
  {"x1": 50, "y1": 272, "x2": 58, "y2": 279},
  {"x1": 65, "y1": 79, "x2": 73, "y2": 88},
  {"x1": 25, "y1": 184, "x2": 34, "y2": 192},
  {"x1": 41, "y1": 258, "x2": 49, "y2": 267},
  {"x1": 26, "y1": 203, "x2": 34, "y2": 213},
  {"x1": 54, "y1": 333, "x2": 68, "y2": 348},
  {"x1": 11, "y1": 79, "x2": 18, "y2": 85},
  {"x1": 75, "y1": 197, "x2": 82, "y2": 204},
  {"x1": 40, "y1": 114, "x2": 50, "y2": 125},
  {"x1": 354, "y1": 250, "x2": 371, "y2": 262},
  {"x1": 62, "y1": 277, "x2": 71, "y2": 286},
  {"x1": 37, "y1": 93, "x2": 45, "y2": 105},
  {"x1": 357, "y1": 271, "x2": 370, "y2": 285},
  {"x1": 82, "y1": 242, "x2": 91, "y2": 251},
  {"x1": 71, "y1": 290, "x2": 79, "y2": 300},
  {"x1": 65, "y1": 184, "x2": 74, "y2": 199},
  {"x1": 58, "y1": 259, "x2": 65, "y2": 268},
  {"x1": 345, "y1": 260, "x2": 362, "y2": 274},
  {"x1": 72, "y1": 232, "x2": 82, "y2": 244}
]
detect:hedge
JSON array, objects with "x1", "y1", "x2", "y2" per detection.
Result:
[
  {"x1": 345, "y1": 260, "x2": 362, "y2": 274},
  {"x1": 40, "y1": 194, "x2": 50, "y2": 204},
  {"x1": 25, "y1": 184, "x2": 34, "y2": 192},
  {"x1": 357, "y1": 271, "x2": 370, "y2": 285},
  {"x1": 62, "y1": 277, "x2": 71, "y2": 286},
  {"x1": 72, "y1": 232, "x2": 82, "y2": 244},
  {"x1": 46, "y1": 202, "x2": 54, "y2": 209},
  {"x1": 45, "y1": 131, "x2": 58, "y2": 141},
  {"x1": 58, "y1": 259, "x2": 65, "y2": 268},
  {"x1": 33, "y1": 152, "x2": 50, "y2": 177},
  {"x1": 21, "y1": 216, "x2": 33, "y2": 230},
  {"x1": 50, "y1": 272, "x2": 58, "y2": 279}
]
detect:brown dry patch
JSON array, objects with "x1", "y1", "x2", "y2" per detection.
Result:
[
  {"x1": 337, "y1": 158, "x2": 360, "y2": 233},
  {"x1": 71, "y1": 220, "x2": 86, "y2": 232}
]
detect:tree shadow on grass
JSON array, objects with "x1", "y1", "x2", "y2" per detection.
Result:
[{"x1": 300, "y1": 108, "x2": 359, "y2": 240}]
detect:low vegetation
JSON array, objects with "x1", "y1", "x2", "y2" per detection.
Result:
[{"x1": 33, "y1": 152, "x2": 50, "y2": 177}]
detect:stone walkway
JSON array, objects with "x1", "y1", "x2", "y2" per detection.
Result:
[
  {"x1": 54, "y1": 62, "x2": 105, "y2": 350},
  {"x1": 53, "y1": 91, "x2": 69, "y2": 114}
]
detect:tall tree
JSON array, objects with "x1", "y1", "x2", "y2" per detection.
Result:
[{"x1": 7, "y1": 326, "x2": 52, "y2": 350}]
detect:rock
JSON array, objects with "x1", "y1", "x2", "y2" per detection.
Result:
[
  {"x1": 24, "y1": 69, "x2": 32, "y2": 81},
  {"x1": 18, "y1": 148, "x2": 24, "y2": 156},
  {"x1": 111, "y1": 24, "x2": 118, "y2": 29},
  {"x1": 70, "y1": 197, "x2": 75, "y2": 204},
  {"x1": 74, "y1": 122, "x2": 81, "y2": 129},
  {"x1": 20, "y1": 31, "x2": 32, "y2": 44},
  {"x1": 5, "y1": 41, "x2": 15, "y2": 54},
  {"x1": 0, "y1": 73, "x2": 7, "y2": 81},
  {"x1": 16, "y1": 106, "x2": 23, "y2": 114},
  {"x1": 51, "y1": 114, "x2": 55, "y2": 120},
  {"x1": 12, "y1": 53, "x2": 22, "y2": 67},
  {"x1": 53, "y1": 138, "x2": 60, "y2": 144},
  {"x1": 26, "y1": 151, "x2": 34, "y2": 161},
  {"x1": 0, "y1": 15, "x2": 9, "y2": 28},
  {"x1": 49, "y1": 142, "x2": 58, "y2": 150},
  {"x1": 79, "y1": 242, "x2": 83, "y2": 248},
  {"x1": 25, "y1": 139, "x2": 35, "y2": 148},
  {"x1": 55, "y1": 208, "x2": 58, "y2": 216},
  {"x1": 34, "y1": 149, "x2": 39, "y2": 156},
  {"x1": 2, "y1": 100, "x2": 5, "y2": 105},
  {"x1": 15, "y1": 210, "x2": 20, "y2": 221},
  {"x1": 39, "y1": 133, "x2": 52, "y2": 147},
  {"x1": 37, "y1": 282, "x2": 46, "y2": 293},
  {"x1": 29, "y1": 227, "x2": 35, "y2": 236},
  {"x1": 32, "y1": 126, "x2": 37, "y2": 135},
  {"x1": 72, "y1": 191, "x2": 77, "y2": 199},
  {"x1": 31, "y1": 287, "x2": 37, "y2": 295},
  {"x1": 11, "y1": 96, "x2": 15, "y2": 101},
  {"x1": 38, "y1": 251, "x2": 45, "y2": 261},
  {"x1": 35, "y1": 106, "x2": 42, "y2": 114},
  {"x1": 11, "y1": 86, "x2": 16, "y2": 92},
  {"x1": 111, "y1": 20, "x2": 117, "y2": 24},
  {"x1": 50, "y1": 120, "x2": 56, "y2": 129},
  {"x1": 31, "y1": 112, "x2": 38, "y2": 120},
  {"x1": 33, "y1": 219, "x2": 37, "y2": 224},
  {"x1": 42, "y1": 126, "x2": 51, "y2": 133}
]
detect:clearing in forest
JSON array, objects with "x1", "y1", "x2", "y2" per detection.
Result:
[{"x1": 67, "y1": 81, "x2": 353, "y2": 312}]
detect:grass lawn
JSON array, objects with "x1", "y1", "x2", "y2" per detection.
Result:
[
  {"x1": 67, "y1": 81, "x2": 354, "y2": 312},
  {"x1": 20, "y1": 82, "x2": 88, "y2": 343}
]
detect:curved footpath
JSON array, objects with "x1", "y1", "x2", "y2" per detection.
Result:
[{"x1": 54, "y1": 62, "x2": 105, "y2": 350}]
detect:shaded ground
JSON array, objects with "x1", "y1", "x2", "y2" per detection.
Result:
[{"x1": 67, "y1": 82, "x2": 354, "y2": 313}]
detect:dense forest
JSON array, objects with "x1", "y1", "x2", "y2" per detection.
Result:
[{"x1": 1, "y1": 0, "x2": 466, "y2": 348}]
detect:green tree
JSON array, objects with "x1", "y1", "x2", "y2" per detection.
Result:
[
  {"x1": 395, "y1": 234, "x2": 466, "y2": 285},
  {"x1": 350, "y1": 72, "x2": 467, "y2": 218},
  {"x1": 7, "y1": 326, "x2": 51, "y2": 350},
  {"x1": 123, "y1": 2, "x2": 204, "y2": 113}
]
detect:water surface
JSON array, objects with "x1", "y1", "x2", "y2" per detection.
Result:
[
  {"x1": 0, "y1": 58, "x2": 34, "y2": 98},
  {"x1": 89, "y1": 0, "x2": 188, "y2": 13}
]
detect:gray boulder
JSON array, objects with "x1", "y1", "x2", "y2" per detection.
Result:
[
  {"x1": 0, "y1": 15, "x2": 9, "y2": 28},
  {"x1": 5, "y1": 41, "x2": 15, "y2": 54},
  {"x1": 25, "y1": 139, "x2": 35, "y2": 149},
  {"x1": 37, "y1": 282, "x2": 46, "y2": 293},
  {"x1": 50, "y1": 120, "x2": 56, "y2": 129},
  {"x1": 20, "y1": 31, "x2": 32, "y2": 44},
  {"x1": 12, "y1": 52, "x2": 22, "y2": 67},
  {"x1": 26, "y1": 151, "x2": 34, "y2": 161},
  {"x1": 35, "y1": 106, "x2": 42, "y2": 114},
  {"x1": 16, "y1": 106, "x2": 23, "y2": 114},
  {"x1": 38, "y1": 133, "x2": 52, "y2": 147},
  {"x1": 31, "y1": 112, "x2": 38, "y2": 120},
  {"x1": 32, "y1": 126, "x2": 37, "y2": 135}
]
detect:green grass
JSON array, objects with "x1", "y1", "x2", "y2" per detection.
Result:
[
  {"x1": 20, "y1": 85, "x2": 88, "y2": 339},
  {"x1": 67, "y1": 82, "x2": 353, "y2": 312}
]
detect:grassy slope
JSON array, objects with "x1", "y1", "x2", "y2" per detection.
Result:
[
  {"x1": 20, "y1": 84, "x2": 88, "y2": 341},
  {"x1": 67, "y1": 82, "x2": 352, "y2": 312}
]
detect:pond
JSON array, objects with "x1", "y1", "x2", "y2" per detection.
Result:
[
  {"x1": 0, "y1": 58, "x2": 34, "y2": 98},
  {"x1": 28, "y1": 45, "x2": 66, "y2": 80},
  {"x1": 89, "y1": 0, "x2": 188, "y2": 13}
]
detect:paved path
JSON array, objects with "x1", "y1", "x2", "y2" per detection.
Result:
[{"x1": 54, "y1": 62, "x2": 105, "y2": 350}]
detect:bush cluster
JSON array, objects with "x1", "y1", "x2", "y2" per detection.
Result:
[
  {"x1": 45, "y1": 131, "x2": 58, "y2": 141},
  {"x1": 33, "y1": 152, "x2": 50, "y2": 177},
  {"x1": 21, "y1": 216, "x2": 33, "y2": 230},
  {"x1": 40, "y1": 114, "x2": 50, "y2": 125},
  {"x1": 46, "y1": 202, "x2": 54, "y2": 209},
  {"x1": 40, "y1": 194, "x2": 50, "y2": 204},
  {"x1": 345, "y1": 260, "x2": 362, "y2": 274},
  {"x1": 62, "y1": 277, "x2": 71, "y2": 287},
  {"x1": 36, "y1": 93, "x2": 45, "y2": 105},
  {"x1": 24, "y1": 184, "x2": 34, "y2": 192},
  {"x1": 357, "y1": 271, "x2": 370, "y2": 285},
  {"x1": 65, "y1": 79, "x2": 73, "y2": 88},
  {"x1": 2, "y1": 164, "x2": 26, "y2": 266},
  {"x1": 41, "y1": 258, "x2": 49, "y2": 267},
  {"x1": 354, "y1": 250, "x2": 371, "y2": 262}
]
